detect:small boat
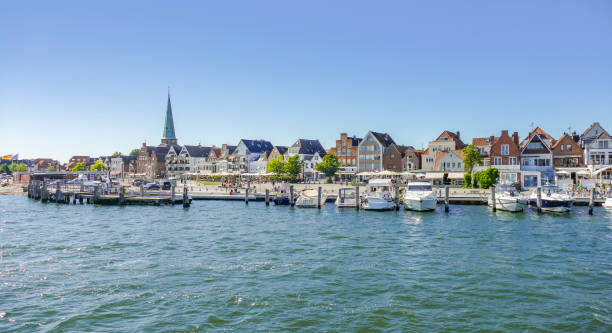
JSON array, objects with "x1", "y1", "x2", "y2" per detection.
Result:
[
  {"x1": 361, "y1": 179, "x2": 396, "y2": 211},
  {"x1": 528, "y1": 185, "x2": 574, "y2": 213},
  {"x1": 295, "y1": 189, "x2": 326, "y2": 208},
  {"x1": 403, "y1": 182, "x2": 437, "y2": 211},
  {"x1": 273, "y1": 183, "x2": 293, "y2": 205},
  {"x1": 335, "y1": 187, "x2": 358, "y2": 208},
  {"x1": 603, "y1": 195, "x2": 612, "y2": 209},
  {"x1": 489, "y1": 183, "x2": 525, "y2": 212}
]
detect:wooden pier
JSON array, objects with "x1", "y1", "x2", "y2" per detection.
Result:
[{"x1": 26, "y1": 180, "x2": 192, "y2": 206}]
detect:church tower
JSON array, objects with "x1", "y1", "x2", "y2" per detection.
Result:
[{"x1": 161, "y1": 92, "x2": 178, "y2": 146}]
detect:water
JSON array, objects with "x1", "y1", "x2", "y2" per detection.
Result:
[{"x1": 1, "y1": 196, "x2": 611, "y2": 332}]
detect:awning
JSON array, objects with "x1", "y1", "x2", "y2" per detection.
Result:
[
  {"x1": 110, "y1": 171, "x2": 121, "y2": 176},
  {"x1": 556, "y1": 170, "x2": 570, "y2": 176},
  {"x1": 425, "y1": 172, "x2": 444, "y2": 180},
  {"x1": 447, "y1": 172, "x2": 465, "y2": 180}
]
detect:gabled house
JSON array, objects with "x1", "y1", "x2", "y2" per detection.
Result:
[
  {"x1": 136, "y1": 143, "x2": 176, "y2": 178},
  {"x1": 269, "y1": 146, "x2": 288, "y2": 161},
  {"x1": 520, "y1": 128, "x2": 555, "y2": 189},
  {"x1": 401, "y1": 147, "x2": 422, "y2": 171},
  {"x1": 329, "y1": 133, "x2": 361, "y2": 171},
  {"x1": 421, "y1": 130, "x2": 466, "y2": 171},
  {"x1": 552, "y1": 134, "x2": 584, "y2": 168},
  {"x1": 382, "y1": 144, "x2": 403, "y2": 171},
  {"x1": 110, "y1": 155, "x2": 137, "y2": 177},
  {"x1": 489, "y1": 130, "x2": 521, "y2": 185},
  {"x1": 231, "y1": 139, "x2": 274, "y2": 174},
  {"x1": 288, "y1": 139, "x2": 327, "y2": 179},
  {"x1": 357, "y1": 131, "x2": 396, "y2": 172},
  {"x1": 580, "y1": 123, "x2": 612, "y2": 176},
  {"x1": 434, "y1": 150, "x2": 464, "y2": 172}
]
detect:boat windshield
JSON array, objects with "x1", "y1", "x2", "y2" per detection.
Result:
[{"x1": 408, "y1": 185, "x2": 432, "y2": 191}]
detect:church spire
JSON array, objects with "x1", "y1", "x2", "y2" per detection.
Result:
[{"x1": 161, "y1": 90, "x2": 177, "y2": 146}]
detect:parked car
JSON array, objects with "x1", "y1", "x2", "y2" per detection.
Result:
[
  {"x1": 144, "y1": 183, "x2": 160, "y2": 190},
  {"x1": 133, "y1": 179, "x2": 145, "y2": 186},
  {"x1": 160, "y1": 181, "x2": 172, "y2": 190}
]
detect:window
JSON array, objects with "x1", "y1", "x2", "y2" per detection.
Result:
[
  {"x1": 527, "y1": 142, "x2": 543, "y2": 150},
  {"x1": 560, "y1": 145, "x2": 564, "y2": 152},
  {"x1": 390, "y1": 154, "x2": 395, "y2": 159},
  {"x1": 501, "y1": 144, "x2": 509, "y2": 156},
  {"x1": 494, "y1": 157, "x2": 502, "y2": 165},
  {"x1": 566, "y1": 145, "x2": 572, "y2": 151},
  {"x1": 509, "y1": 157, "x2": 517, "y2": 165}
]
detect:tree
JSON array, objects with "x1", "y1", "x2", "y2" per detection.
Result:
[
  {"x1": 9, "y1": 162, "x2": 28, "y2": 172},
  {"x1": 130, "y1": 149, "x2": 141, "y2": 156},
  {"x1": 90, "y1": 160, "x2": 108, "y2": 171},
  {"x1": 474, "y1": 168, "x2": 499, "y2": 189},
  {"x1": 112, "y1": 152, "x2": 122, "y2": 157},
  {"x1": 72, "y1": 162, "x2": 86, "y2": 171},
  {"x1": 0, "y1": 164, "x2": 9, "y2": 174},
  {"x1": 284, "y1": 155, "x2": 304, "y2": 181},
  {"x1": 315, "y1": 154, "x2": 340, "y2": 182},
  {"x1": 462, "y1": 144, "x2": 483, "y2": 187},
  {"x1": 266, "y1": 156, "x2": 286, "y2": 177}
]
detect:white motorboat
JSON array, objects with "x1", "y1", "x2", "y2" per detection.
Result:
[
  {"x1": 489, "y1": 184, "x2": 525, "y2": 212},
  {"x1": 528, "y1": 185, "x2": 574, "y2": 213},
  {"x1": 295, "y1": 189, "x2": 326, "y2": 208},
  {"x1": 403, "y1": 182, "x2": 437, "y2": 211},
  {"x1": 361, "y1": 179, "x2": 397, "y2": 211},
  {"x1": 603, "y1": 195, "x2": 612, "y2": 209},
  {"x1": 335, "y1": 187, "x2": 358, "y2": 208}
]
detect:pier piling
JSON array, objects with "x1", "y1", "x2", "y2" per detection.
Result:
[
  {"x1": 171, "y1": 185, "x2": 175, "y2": 204},
  {"x1": 317, "y1": 186, "x2": 322, "y2": 209},
  {"x1": 289, "y1": 185, "x2": 294, "y2": 207},
  {"x1": 394, "y1": 186, "x2": 400, "y2": 211},
  {"x1": 355, "y1": 185, "x2": 360, "y2": 210},
  {"x1": 183, "y1": 186, "x2": 190, "y2": 208},
  {"x1": 119, "y1": 187, "x2": 126, "y2": 205},
  {"x1": 588, "y1": 188, "x2": 595, "y2": 215},
  {"x1": 245, "y1": 186, "x2": 249, "y2": 205},
  {"x1": 444, "y1": 186, "x2": 449, "y2": 212},
  {"x1": 491, "y1": 186, "x2": 496, "y2": 212},
  {"x1": 265, "y1": 189, "x2": 270, "y2": 206},
  {"x1": 536, "y1": 187, "x2": 542, "y2": 213}
]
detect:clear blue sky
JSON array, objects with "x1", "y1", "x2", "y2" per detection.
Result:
[{"x1": 1, "y1": 0, "x2": 611, "y2": 162}]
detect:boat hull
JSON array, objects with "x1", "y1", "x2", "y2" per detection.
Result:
[
  {"x1": 404, "y1": 198, "x2": 437, "y2": 211},
  {"x1": 335, "y1": 199, "x2": 357, "y2": 208},
  {"x1": 362, "y1": 198, "x2": 396, "y2": 211},
  {"x1": 603, "y1": 199, "x2": 612, "y2": 209},
  {"x1": 489, "y1": 198, "x2": 524, "y2": 212},
  {"x1": 528, "y1": 199, "x2": 573, "y2": 213},
  {"x1": 273, "y1": 197, "x2": 291, "y2": 205}
]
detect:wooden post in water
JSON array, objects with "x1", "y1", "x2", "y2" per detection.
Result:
[
  {"x1": 265, "y1": 189, "x2": 270, "y2": 206},
  {"x1": 183, "y1": 186, "x2": 190, "y2": 208},
  {"x1": 337, "y1": 188, "x2": 342, "y2": 206},
  {"x1": 245, "y1": 185, "x2": 249, "y2": 205},
  {"x1": 588, "y1": 188, "x2": 595, "y2": 215},
  {"x1": 355, "y1": 185, "x2": 360, "y2": 210},
  {"x1": 491, "y1": 186, "x2": 496, "y2": 212},
  {"x1": 394, "y1": 185, "x2": 400, "y2": 211},
  {"x1": 536, "y1": 187, "x2": 542, "y2": 213},
  {"x1": 317, "y1": 186, "x2": 322, "y2": 209},
  {"x1": 140, "y1": 184, "x2": 144, "y2": 197},
  {"x1": 171, "y1": 185, "x2": 175, "y2": 204},
  {"x1": 289, "y1": 185, "x2": 295, "y2": 207},
  {"x1": 94, "y1": 185, "x2": 100, "y2": 204},
  {"x1": 444, "y1": 186, "x2": 449, "y2": 212},
  {"x1": 119, "y1": 186, "x2": 125, "y2": 205},
  {"x1": 41, "y1": 181, "x2": 48, "y2": 203}
]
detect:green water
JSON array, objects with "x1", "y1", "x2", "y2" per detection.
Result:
[{"x1": 0, "y1": 196, "x2": 611, "y2": 332}]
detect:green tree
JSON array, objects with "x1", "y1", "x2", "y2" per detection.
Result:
[
  {"x1": 315, "y1": 154, "x2": 340, "y2": 182},
  {"x1": 474, "y1": 168, "x2": 499, "y2": 189},
  {"x1": 463, "y1": 173, "x2": 472, "y2": 188},
  {"x1": 112, "y1": 152, "x2": 122, "y2": 157},
  {"x1": 266, "y1": 156, "x2": 286, "y2": 177},
  {"x1": 72, "y1": 162, "x2": 86, "y2": 171},
  {"x1": 90, "y1": 160, "x2": 108, "y2": 171},
  {"x1": 129, "y1": 149, "x2": 141, "y2": 156},
  {"x1": 284, "y1": 155, "x2": 304, "y2": 181},
  {"x1": 462, "y1": 144, "x2": 483, "y2": 187},
  {"x1": 0, "y1": 164, "x2": 9, "y2": 174}
]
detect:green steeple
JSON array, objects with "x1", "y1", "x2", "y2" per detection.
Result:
[{"x1": 161, "y1": 92, "x2": 177, "y2": 145}]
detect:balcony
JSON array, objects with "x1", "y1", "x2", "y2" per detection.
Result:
[
  {"x1": 490, "y1": 164, "x2": 520, "y2": 171},
  {"x1": 521, "y1": 165, "x2": 554, "y2": 172}
]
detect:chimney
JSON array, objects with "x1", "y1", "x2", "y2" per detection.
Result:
[
  {"x1": 456, "y1": 131, "x2": 460, "y2": 139},
  {"x1": 512, "y1": 132, "x2": 519, "y2": 146},
  {"x1": 489, "y1": 136, "x2": 495, "y2": 144}
]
